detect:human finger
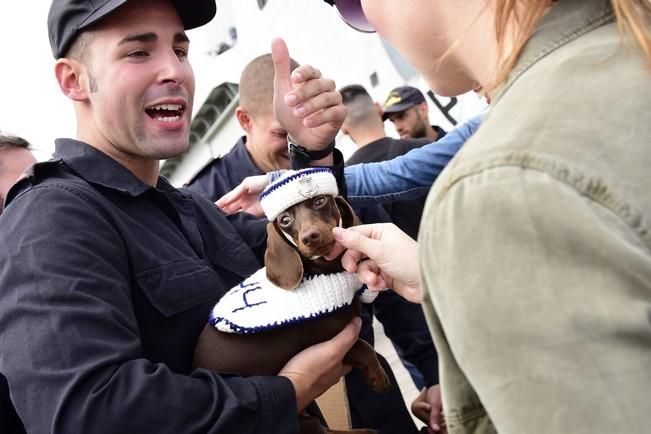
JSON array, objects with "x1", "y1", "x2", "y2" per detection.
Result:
[
  {"x1": 332, "y1": 225, "x2": 385, "y2": 263},
  {"x1": 292, "y1": 90, "x2": 341, "y2": 119},
  {"x1": 356, "y1": 260, "x2": 389, "y2": 291},
  {"x1": 286, "y1": 77, "x2": 337, "y2": 109},
  {"x1": 271, "y1": 38, "x2": 292, "y2": 102},
  {"x1": 216, "y1": 185, "x2": 246, "y2": 213},
  {"x1": 303, "y1": 105, "x2": 347, "y2": 128},
  {"x1": 290, "y1": 64, "x2": 322, "y2": 85},
  {"x1": 324, "y1": 240, "x2": 346, "y2": 262},
  {"x1": 339, "y1": 247, "x2": 363, "y2": 272}
]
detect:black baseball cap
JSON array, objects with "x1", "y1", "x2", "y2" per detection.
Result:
[
  {"x1": 48, "y1": 0, "x2": 217, "y2": 59},
  {"x1": 381, "y1": 86, "x2": 426, "y2": 120}
]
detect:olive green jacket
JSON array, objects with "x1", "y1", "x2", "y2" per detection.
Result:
[{"x1": 420, "y1": 0, "x2": 651, "y2": 432}]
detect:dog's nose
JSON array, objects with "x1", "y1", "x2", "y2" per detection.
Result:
[{"x1": 301, "y1": 228, "x2": 322, "y2": 247}]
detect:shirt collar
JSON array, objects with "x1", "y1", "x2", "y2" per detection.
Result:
[
  {"x1": 53, "y1": 138, "x2": 160, "y2": 196},
  {"x1": 492, "y1": 0, "x2": 615, "y2": 103}
]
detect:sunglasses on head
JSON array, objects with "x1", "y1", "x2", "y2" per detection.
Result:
[{"x1": 324, "y1": 0, "x2": 375, "y2": 33}]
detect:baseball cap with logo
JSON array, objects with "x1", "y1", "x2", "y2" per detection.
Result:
[
  {"x1": 381, "y1": 86, "x2": 427, "y2": 120},
  {"x1": 48, "y1": 0, "x2": 217, "y2": 59}
]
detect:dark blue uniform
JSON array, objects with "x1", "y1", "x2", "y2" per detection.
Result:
[
  {"x1": 188, "y1": 137, "x2": 439, "y2": 433},
  {"x1": 0, "y1": 140, "x2": 300, "y2": 434}
]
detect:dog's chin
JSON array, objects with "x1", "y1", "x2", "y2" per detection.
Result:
[{"x1": 299, "y1": 243, "x2": 335, "y2": 260}]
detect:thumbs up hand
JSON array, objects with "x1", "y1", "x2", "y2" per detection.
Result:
[{"x1": 272, "y1": 37, "x2": 346, "y2": 151}]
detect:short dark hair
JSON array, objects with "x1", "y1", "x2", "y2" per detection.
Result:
[
  {"x1": 339, "y1": 84, "x2": 372, "y2": 105},
  {"x1": 0, "y1": 134, "x2": 30, "y2": 151},
  {"x1": 339, "y1": 84, "x2": 379, "y2": 128}
]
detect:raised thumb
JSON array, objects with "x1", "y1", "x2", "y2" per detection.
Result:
[{"x1": 271, "y1": 38, "x2": 292, "y2": 101}]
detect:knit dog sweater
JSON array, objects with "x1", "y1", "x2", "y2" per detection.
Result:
[
  {"x1": 209, "y1": 268, "x2": 377, "y2": 334},
  {"x1": 210, "y1": 167, "x2": 377, "y2": 334}
]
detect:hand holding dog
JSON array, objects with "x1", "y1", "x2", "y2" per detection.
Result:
[
  {"x1": 330, "y1": 224, "x2": 422, "y2": 303},
  {"x1": 279, "y1": 317, "x2": 362, "y2": 412},
  {"x1": 272, "y1": 37, "x2": 345, "y2": 150}
]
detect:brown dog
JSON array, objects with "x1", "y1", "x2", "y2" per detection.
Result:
[{"x1": 194, "y1": 193, "x2": 390, "y2": 434}]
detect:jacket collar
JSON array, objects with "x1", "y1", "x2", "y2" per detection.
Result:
[
  {"x1": 493, "y1": 0, "x2": 615, "y2": 103},
  {"x1": 53, "y1": 138, "x2": 168, "y2": 196}
]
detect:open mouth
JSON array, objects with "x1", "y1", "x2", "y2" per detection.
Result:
[{"x1": 145, "y1": 103, "x2": 185, "y2": 123}]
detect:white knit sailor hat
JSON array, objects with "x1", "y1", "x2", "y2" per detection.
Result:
[{"x1": 259, "y1": 168, "x2": 339, "y2": 221}]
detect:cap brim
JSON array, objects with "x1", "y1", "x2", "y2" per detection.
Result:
[
  {"x1": 81, "y1": 0, "x2": 217, "y2": 31},
  {"x1": 173, "y1": 0, "x2": 217, "y2": 30},
  {"x1": 381, "y1": 103, "x2": 414, "y2": 120},
  {"x1": 56, "y1": 0, "x2": 216, "y2": 58}
]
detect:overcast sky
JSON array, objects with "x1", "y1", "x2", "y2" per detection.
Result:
[{"x1": 0, "y1": 1, "x2": 70, "y2": 159}]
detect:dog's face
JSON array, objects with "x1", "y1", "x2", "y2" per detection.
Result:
[
  {"x1": 265, "y1": 195, "x2": 358, "y2": 289},
  {"x1": 277, "y1": 195, "x2": 340, "y2": 259}
]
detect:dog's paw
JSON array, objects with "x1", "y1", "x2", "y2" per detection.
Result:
[{"x1": 368, "y1": 367, "x2": 391, "y2": 393}]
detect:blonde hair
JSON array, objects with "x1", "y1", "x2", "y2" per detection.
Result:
[{"x1": 491, "y1": 0, "x2": 651, "y2": 89}]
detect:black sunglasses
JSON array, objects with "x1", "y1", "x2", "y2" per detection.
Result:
[{"x1": 324, "y1": 0, "x2": 375, "y2": 33}]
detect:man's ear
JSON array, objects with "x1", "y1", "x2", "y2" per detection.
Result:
[
  {"x1": 235, "y1": 107, "x2": 253, "y2": 132},
  {"x1": 417, "y1": 102, "x2": 430, "y2": 119},
  {"x1": 374, "y1": 102, "x2": 383, "y2": 118},
  {"x1": 264, "y1": 222, "x2": 304, "y2": 289},
  {"x1": 54, "y1": 58, "x2": 89, "y2": 102},
  {"x1": 341, "y1": 122, "x2": 349, "y2": 136}
]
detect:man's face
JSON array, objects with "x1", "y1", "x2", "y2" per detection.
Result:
[
  {"x1": 386, "y1": 105, "x2": 428, "y2": 139},
  {"x1": 246, "y1": 111, "x2": 290, "y2": 172},
  {"x1": 79, "y1": 0, "x2": 195, "y2": 163},
  {"x1": 0, "y1": 148, "x2": 36, "y2": 212}
]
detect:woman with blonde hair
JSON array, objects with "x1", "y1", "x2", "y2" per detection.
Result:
[{"x1": 318, "y1": 0, "x2": 651, "y2": 433}]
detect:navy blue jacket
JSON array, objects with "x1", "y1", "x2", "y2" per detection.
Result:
[
  {"x1": 0, "y1": 140, "x2": 299, "y2": 434},
  {"x1": 188, "y1": 137, "x2": 438, "y2": 433}
]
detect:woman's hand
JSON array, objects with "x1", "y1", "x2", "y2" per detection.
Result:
[{"x1": 329, "y1": 223, "x2": 421, "y2": 303}]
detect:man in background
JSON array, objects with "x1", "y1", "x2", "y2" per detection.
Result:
[
  {"x1": 0, "y1": 134, "x2": 36, "y2": 212},
  {"x1": 0, "y1": 133, "x2": 34, "y2": 434},
  {"x1": 382, "y1": 85, "x2": 446, "y2": 141},
  {"x1": 341, "y1": 84, "x2": 438, "y2": 392},
  {"x1": 187, "y1": 54, "x2": 301, "y2": 201}
]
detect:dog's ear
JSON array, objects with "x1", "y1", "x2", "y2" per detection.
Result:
[
  {"x1": 264, "y1": 222, "x2": 304, "y2": 290},
  {"x1": 335, "y1": 196, "x2": 361, "y2": 228}
]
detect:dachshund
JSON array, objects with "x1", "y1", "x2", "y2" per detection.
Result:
[{"x1": 194, "y1": 193, "x2": 390, "y2": 434}]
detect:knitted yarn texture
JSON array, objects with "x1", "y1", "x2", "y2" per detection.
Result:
[
  {"x1": 259, "y1": 167, "x2": 339, "y2": 221},
  {"x1": 209, "y1": 268, "x2": 378, "y2": 334}
]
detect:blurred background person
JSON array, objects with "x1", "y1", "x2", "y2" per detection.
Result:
[
  {"x1": 0, "y1": 134, "x2": 36, "y2": 212},
  {"x1": 382, "y1": 86, "x2": 446, "y2": 141}
]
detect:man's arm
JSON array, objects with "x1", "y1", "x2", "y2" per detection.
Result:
[{"x1": 0, "y1": 186, "x2": 298, "y2": 434}]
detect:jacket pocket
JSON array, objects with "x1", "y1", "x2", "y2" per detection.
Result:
[{"x1": 135, "y1": 259, "x2": 223, "y2": 317}]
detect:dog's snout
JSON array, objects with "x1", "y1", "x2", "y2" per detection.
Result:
[{"x1": 300, "y1": 228, "x2": 322, "y2": 247}]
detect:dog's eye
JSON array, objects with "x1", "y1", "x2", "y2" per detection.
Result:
[
  {"x1": 279, "y1": 214, "x2": 293, "y2": 227},
  {"x1": 313, "y1": 196, "x2": 327, "y2": 208}
]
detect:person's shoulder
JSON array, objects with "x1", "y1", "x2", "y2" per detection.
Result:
[
  {"x1": 185, "y1": 156, "x2": 226, "y2": 188},
  {"x1": 4, "y1": 158, "x2": 97, "y2": 207},
  {"x1": 346, "y1": 138, "x2": 394, "y2": 165}
]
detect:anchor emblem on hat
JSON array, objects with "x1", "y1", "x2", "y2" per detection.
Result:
[{"x1": 298, "y1": 176, "x2": 319, "y2": 198}]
